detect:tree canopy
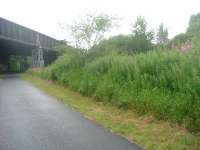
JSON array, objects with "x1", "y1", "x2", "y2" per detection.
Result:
[
  {"x1": 132, "y1": 16, "x2": 154, "y2": 42},
  {"x1": 187, "y1": 12, "x2": 200, "y2": 36},
  {"x1": 65, "y1": 13, "x2": 116, "y2": 50},
  {"x1": 156, "y1": 23, "x2": 168, "y2": 45}
]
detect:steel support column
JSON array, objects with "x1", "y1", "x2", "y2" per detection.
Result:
[{"x1": 32, "y1": 34, "x2": 44, "y2": 68}]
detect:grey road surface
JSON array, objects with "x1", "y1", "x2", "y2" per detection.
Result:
[{"x1": 0, "y1": 75, "x2": 143, "y2": 150}]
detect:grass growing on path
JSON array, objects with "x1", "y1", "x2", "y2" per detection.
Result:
[{"x1": 23, "y1": 74, "x2": 200, "y2": 150}]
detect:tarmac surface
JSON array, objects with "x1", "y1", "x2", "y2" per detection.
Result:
[{"x1": 0, "y1": 75, "x2": 143, "y2": 150}]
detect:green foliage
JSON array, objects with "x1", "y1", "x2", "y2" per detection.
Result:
[
  {"x1": 27, "y1": 12, "x2": 200, "y2": 133},
  {"x1": 29, "y1": 48, "x2": 200, "y2": 132},
  {"x1": 8, "y1": 56, "x2": 30, "y2": 73},
  {"x1": 132, "y1": 16, "x2": 154, "y2": 42},
  {"x1": 192, "y1": 34, "x2": 200, "y2": 50},
  {"x1": 169, "y1": 33, "x2": 191, "y2": 47},
  {"x1": 186, "y1": 12, "x2": 200, "y2": 51},
  {"x1": 64, "y1": 13, "x2": 117, "y2": 49},
  {"x1": 88, "y1": 34, "x2": 154, "y2": 57},
  {"x1": 55, "y1": 42, "x2": 83, "y2": 56},
  {"x1": 187, "y1": 12, "x2": 200, "y2": 36},
  {"x1": 24, "y1": 74, "x2": 200, "y2": 150},
  {"x1": 156, "y1": 23, "x2": 168, "y2": 45},
  {"x1": 169, "y1": 12, "x2": 200, "y2": 48}
]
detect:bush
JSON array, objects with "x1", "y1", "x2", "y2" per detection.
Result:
[
  {"x1": 8, "y1": 56, "x2": 30, "y2": 73},
  {"x1": 88, "y1": 35, "x2": 154, "y2": 58},
  {"x1": 29, "y1": 49, "x2": 200, "y2": 132}
]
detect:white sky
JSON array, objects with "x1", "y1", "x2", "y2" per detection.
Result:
[{"x1": 0, "y1": 0, "x2": 200, "y2": 40}]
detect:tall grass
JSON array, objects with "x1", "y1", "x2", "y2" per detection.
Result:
[{"x1": 29, "y1": 49, "x2": 200, "y2": 132}]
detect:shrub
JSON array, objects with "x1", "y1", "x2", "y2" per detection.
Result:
[{"x1": 29, "y1": 49, "x2": 200, "y2": 132}]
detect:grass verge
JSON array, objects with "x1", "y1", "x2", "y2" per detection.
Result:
[{"x1": 22, "y1": 74, "x2": 200, "y2": 150}]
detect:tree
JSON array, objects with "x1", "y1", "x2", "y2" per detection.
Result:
[
  {"x1": 131, "y1": 16, "x2": 154, "y2": 52},
  {"x1": 181, "y1": 12, "x2": 200, "y2": 50},
  {"x1": 168, "y1": 33, "x2": 191, "y2": 48},
  {"x1": 64, "y1": 13, "x2": 117, "y2": 51},
  {"x1": 187, "y1": 12, "x2": 200, "y2": 36},
  {"x1": 132, "y1": 16, "x2": 154, "y2": 42},
  {"x1": 156, "y1": 23, "x2": 168, "y2": 45}
]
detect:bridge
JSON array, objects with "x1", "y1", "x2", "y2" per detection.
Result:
[{"x1": 0, "y1": 17, "x2": 58, "y2": 71}]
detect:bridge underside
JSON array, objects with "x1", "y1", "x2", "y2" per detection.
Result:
[{"x1": 0, "y1": 38, "x2": 57, "y2": 72}]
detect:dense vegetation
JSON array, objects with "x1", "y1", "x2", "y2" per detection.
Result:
[
  {"x1": 29, "y1": 12, "x2": 200, "y2": 132},
  {"x1": 29, "y1": 48, "x2": 200, "y2": 132},
  {"x1": 8, "y1": 56, "x2": 30, "y2": 73}
]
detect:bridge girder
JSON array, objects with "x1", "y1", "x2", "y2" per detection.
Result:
[{"x1": 0, "y1": 17, "x2": 58, "y2": 70}]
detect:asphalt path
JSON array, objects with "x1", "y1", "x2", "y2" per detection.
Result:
[{"x1": 0, "y1": 75, "x2": 143, "y2": 150}]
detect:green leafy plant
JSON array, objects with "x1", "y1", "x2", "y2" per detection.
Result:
[{"x1": 28, "y1": 48, "x2": 200, "y2": 132}]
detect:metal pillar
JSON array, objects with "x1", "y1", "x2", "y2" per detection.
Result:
[{"x1": 32, "y1": 34, "x2": 44, "y2": 68}]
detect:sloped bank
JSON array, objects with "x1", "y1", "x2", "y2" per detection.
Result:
[
  {"x1": 23, "y1": 74, "x2": 200, "y2": 150},
  {"x1": 28, "y1": 49, "x2": 200, "y2": 133}
]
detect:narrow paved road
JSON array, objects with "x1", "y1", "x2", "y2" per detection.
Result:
[{"x1": 0, "y1": 75, "x2": 143, "y2": 150}]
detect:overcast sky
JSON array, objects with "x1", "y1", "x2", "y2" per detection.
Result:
[{"x1": 0, "y1": 0, "x2": 200, "y2": 40}]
